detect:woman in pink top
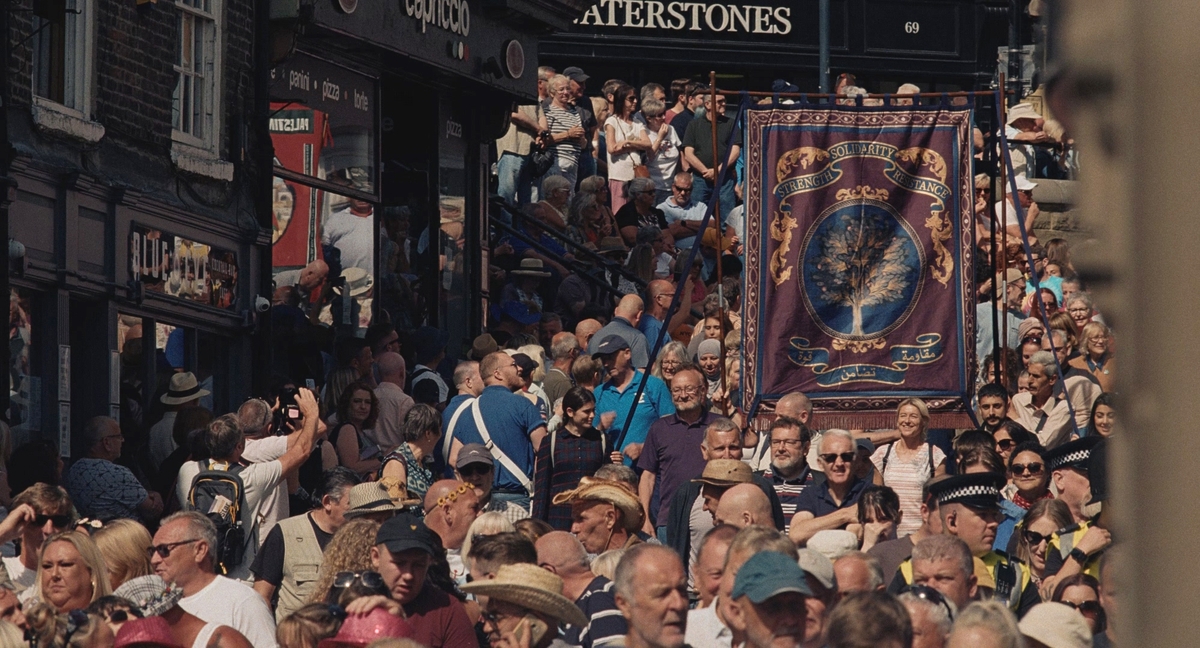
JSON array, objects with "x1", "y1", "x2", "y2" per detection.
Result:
[{"x1": 871, "y1": 398, "x2": 947, "y2": 537}]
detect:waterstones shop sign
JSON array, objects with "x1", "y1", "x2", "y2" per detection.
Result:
[{"x1": 574, "y1": 0, "x2": 794, "y2": 36}]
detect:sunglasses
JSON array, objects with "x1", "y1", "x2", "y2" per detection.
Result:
[
  {"x1": 995, "y1": 438, "x2": 1015, "y2": 451},
  {"x1": 899, "y1": 584, "x2": 954, "y2": 621},
  {"x1": 819, "y1": 452, "x2": 857, "y2": 464},
  {"x1": 35, "y1": 514, "x2": 72, "y2": 528},
  {"x1": 1021, "y1": 335, "x2": 1043, "y2": 345},
  {"x1": 146, "y1": 539, "x2": 199, "y2": 559},
  {"x1": 1022, "y1": 529, "x2": 1052, "y2": 546},
  {"x1": 1011, "y1": 462, "x2": 1044, "y2": 475},
  {"x1": 459, "y1": 464, "x2": 492, "y2": 478},
  {"x1": 333, "y1": 570, "x2": 387, "y2": 591},
  {"x1": 1061, "y1": 599, "x2": 1103, "y2": 618},
  {"x1": 672, "y1": 185, "x2": 692, "y2": 192}
]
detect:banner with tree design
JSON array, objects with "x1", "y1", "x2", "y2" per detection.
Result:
[{"x1": 741, "y1": 104, "x2": 976, "y2": 429}]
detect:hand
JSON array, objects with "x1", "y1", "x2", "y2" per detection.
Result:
[
  {"x1": 568, "y1": 126, "x2": 585, "y2": 140},
  {"x1": 493, "y1": 616, "x2": 536, "y2": 648},
  {"x1": 1039, "y1": 574, "x2": 1062, "y2": 602},
  {"x1": 1074, "y1": 526, "x2": 1112, "y2": 556},
  {"x1": 599, "y1": 412, "x2": 616, "y2": 430},
  {"x1": 344, "y1": 594, "x2": 405, "y2": 618},
  {"x1": 838, "y1": 507, "x2": 860, "y2": 526},
  {"x1": 861, "y1": 521, "x2": 895, "y2": 549},
  {"x1": 610, "y1": 451, "x2": 624, "y2": 464},
  {"x1": 658, "y1": 123, "x2": 670, "y2": 138},
  {"x1": 0, "y1": 504, "x2": 36, "y2": 544},
  {"x1": 295, "y1": 387, "x2": 319, "y2": 420},
  {"x1": 623, "y1": 443, "x2": 644, "y2": 462},
  {"x1": 495, "y1": 242, "x2": 514, "y2": 256},
  {"x1": 701, "y1": 168, "x2": 716, "y2": 182}
]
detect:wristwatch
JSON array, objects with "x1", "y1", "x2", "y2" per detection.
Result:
[{"x1": 1068, "y1": 548, "x2": 1089, "y2": 564}]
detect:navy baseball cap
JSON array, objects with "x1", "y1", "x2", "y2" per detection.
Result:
[
  {"x1": 562, "y1": 66, "x2": 589, "y2": 83},
  {"x1": 732, "y1": 552, "x2": 812, "y2": 603},
  {"x1": 594, "y1": 334, "x2": 630, "y2": 356}
]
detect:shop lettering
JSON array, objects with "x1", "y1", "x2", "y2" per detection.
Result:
[
  {"x1": 270, "y1": 116, "x2": 312, "y2": 132},
  {"x1": 575, "y1": 0, "x2": 792, "y2": 34},
  {"x1": 445, "y1": 119, "x2": 462, "y2": 138},
  {"x1": 322, "y1": 80, "x2": 341, "y2": 102},
  {"x1": 404, "y1": 0, "x2": 470, "y2": 37},
  {"x1": 289, "y1": 69, "x2": 311, "y2": 92},
  {"x1": 354, "y1": 89, "x2": 370, "y2": 111}
]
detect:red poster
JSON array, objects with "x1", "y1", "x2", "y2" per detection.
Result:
[{"x1": 271, "y1": 103, "x2": 331, "y2": 269}]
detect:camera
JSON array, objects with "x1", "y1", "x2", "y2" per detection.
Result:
[
  {"x1": 255, "y1": 295, "x2": 271, "y2": 313},
  {"x1": 271, "y1": 385, "x2": 302, "y2": 436}
]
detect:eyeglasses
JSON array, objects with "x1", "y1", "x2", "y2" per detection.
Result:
[
  {"x1": 1010, "y1": 462, "x2": 1044, "y2": 475},
  {"x1": 333, "y1": 570, "x2": 387, "y2": 591},
  {"x1": 1061, "y1": 599, "x2": 1103, "y2": 618},
  {"x1": 995, "y1": 438, "x2": 1015, "y2": 451},
  {"x1": 819, "y1": 452, "x2": 857, "y2": 464},
  {"x1": 770, "y1": 439, "x2": 803, "y2": 448},
  {"x1": 1022, "y1": 529, "x2": 1052, "y2": 546},
  {"x1": 670, "y1": 385, "x2": 701, "y2": 395},
  {"x1": 899, "y1": 584, "x2": 954, "y2": 621},
  {"x1": 1067, "y1": 307, "x2": 1090, "y2": 314},
  {"x1": 146, "y1": 539, "x2": 199, "y2": 559},
  {"x1": 672, "y1": 185, "x2": 692, "y2": 193},
  {"x1": 34, "y1": 514, "x2": 72, "y2": 528}
]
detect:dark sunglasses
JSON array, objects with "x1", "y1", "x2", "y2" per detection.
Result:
[
  {"x1": 995, "y1": 438, "x2": 1016, "y2": 451},
  {"x1": 1061, "y1": 599, "x2": 1103, "y2": 617},
  {"x1": 1022, "y1": 529, "x2": 1052, "y2": 546},
  {"x1": 459, "y1": 464, "x2": 492, "y2": 478},
  {"x1": 1021, "y1": 335, "x2": 1043, "y2": 345},
  {"x1": 333, "y1": 570, "x2": 386, "y2": 591},
  {"x1": 672, "y1": 185, "x2": 692, "y2": 192},
  {"x1": 819, "y1": 452, "x2": 857, "y2": 464},
  {"x1": 899, "y1": 584, "x2": 954, "y2": 621},
  {"x1": 1011, "y1": 462, "x2": 1044, "y2": 475},
  {"x1": 35, "y1": 514, "x2": 71, "y2": 528},
  {"x1": 146, "y1": 539, "x2": 199, "y2": 559}
]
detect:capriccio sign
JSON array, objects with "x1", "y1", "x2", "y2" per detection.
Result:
[
  {"x1": 575, "y1": 0, "x2": 792, "y2": 35},
  {"x1": 404, "y1": 0, "x2": 470, "y2": 37}
]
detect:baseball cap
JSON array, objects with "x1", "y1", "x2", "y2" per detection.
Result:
[
  {"x1": 797, "y1": 549, "x2": 837, "y2": 591},
  {"x1": 732, "y1": 552, "x2": 812, "y2": 603},
  {"x1": 562, "y1": 66, "x2": 590, "y2": 83},
  {"x1": 376, "y1": 513, "x2": 438, "y2": 555},
  {"x1": 594, "y1": 334, "x2": 630, "y2": 356},
  {"x1": 456, "y1": 443, "x2": 494, "y2": 469}
]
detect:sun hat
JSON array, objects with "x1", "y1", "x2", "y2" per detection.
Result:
[
  {"x1": 160, "y1": 372, "x2": 210, "y2": 405},
  {"x1": 1006, "y1": 103, "x2": 1041, "y2": 126},
  {"x1": 733, "y1": 551, "x2": 812, "y2": 603},
  {"x1": 551, "y1": 477, "x2": 645, "y2": 532},
  {"x1": 1018, "y1": 602, "x2": 1092, "y2": 648},
  {"x1": 461, "y1": 563, "x2": 590, "y2": 628},
  {"x1": 114, "y1": 575, "x2": 177, "y2": 617},
  {"x1": 511, "y1": 258, "x2": 552, "y2": 278},
  {"x1": 333, "y1": 267, "x2": 374, "y2": 297},
  {"x1": 114, "y1": 616, "x2": 184, "y2": 648},
  {"x1": 691, "y1": 459, "x2": 753, "y2": 487},
  {"x1": 1018, "y1": 317, "x2": 1045, "y2": 342},
  {"x1": 318, "y1": 607, "x2": 415, "y2": 647},
  {"x1": 597, "y1": 236, "x2": 626, "y2": 255},
  {"x1": 344, "y1": 482, "x2": 417, "y2": 519}
]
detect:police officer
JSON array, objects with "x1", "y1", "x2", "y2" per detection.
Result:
[
  {"x1": 1042, "y1": 437, "x2": 1111, "y2": 598},
  {"x1": 889, "y1": 472, "x2": 1040, "y2": 617}
]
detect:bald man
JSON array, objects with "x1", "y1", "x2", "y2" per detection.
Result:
[
  {"x1": 640, "y1": 279, "x2": 693, "y2": 353},
  {"x1": 575, "y1": 319, "x2": 603, "y2": 351},
  {"x1": 714, "y1": 484, "x2": 773, "y2": 530},
  {"x1": 423, "y1": 480, "x2": 480, "y2": 561},
  {"x1": 374, "y1": 351, "x2": 415, "y2": 450},
  {"x1": 588, "y1": 295, "x2": 651, "y2": 369},
  {"x1": 536, "y1": 531, "x2": 627, "y2": 647}
]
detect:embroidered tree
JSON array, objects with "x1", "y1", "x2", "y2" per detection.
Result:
[{"x1": 810, "y1": 207, "x2": 912, "y2": 336}]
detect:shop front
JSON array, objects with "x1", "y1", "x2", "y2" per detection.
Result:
[{"x1": 267, "y1": 0, "x2": 586, "y2": 372}]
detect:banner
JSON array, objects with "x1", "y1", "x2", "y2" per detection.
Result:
[
  {"x1": 130, "y1": 225, "x2": 240, "y2": 311},
  {"x1": 742, "y1": 104, "x2": 976, "y2": 428}
]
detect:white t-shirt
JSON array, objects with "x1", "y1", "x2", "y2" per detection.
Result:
[
  {"x1": 321, "y1": 206, "x2": 374, "y2": 273},
  {"x1": 175, "y1": 458, "x2": 284, "y2": 580},
  {"x1": 242, "y1": 436, "x2": 290, "y2": 542},
  {"x1": 605, "y1": 116, "x2": 649, "y2": 182},
  {"x1": 4, "y1": 556, "x2": 35, "y2": 598},
  {"x1": 179, "y1": 576, "x2": 278, "y2": 648},
  {"x1": 646, "y1": 124, "x2": 682, "y2": 191}
]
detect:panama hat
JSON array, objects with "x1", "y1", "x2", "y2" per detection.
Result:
[
  {"x1": 511, "y1": 258, "x2": 552, "y2": 278},
  {"x1": 552, "y1": 477, "x2": 645, "y2": 532},
  {"x1": 344, "y1": 482, "x2": 418, "y2": 518},
  {"x1": 333, "y1": 267, "x2": 374, "y2": 297},
  {"x1": 461, "y1": 563, "x2": 590, "y2": 628},
  {"x1": 160, "y1": 372, "x2": 210, "y2": 405}
]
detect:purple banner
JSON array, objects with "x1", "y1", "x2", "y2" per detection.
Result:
[{"x1": 742, "y1": 105, "x2": 976, "y2": 429}]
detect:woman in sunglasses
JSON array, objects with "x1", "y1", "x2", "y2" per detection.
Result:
[
  {"x1": 992, "y1": 421, "x2": 1033, "y2": 465},
  {"x1": 1051, "y1": 573, "x2": 1106, "y2": 636},
  {"x1": 1014, "y1": 499, "x2": 1072, "y2": 591},
  {"x1": 1004, "y1": 441, "x2": 1053, "y2": 510}
]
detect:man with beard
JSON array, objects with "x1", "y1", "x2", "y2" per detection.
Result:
[
  {"x1": 976, "y1": 383, "x2": 1012, "y2": 434},
  {"x1": 726, "y1": 552, "x2": 810, "y2": 648},
  {"x1": 757, "y1": 417, "x2": 821, "y2": 533}
]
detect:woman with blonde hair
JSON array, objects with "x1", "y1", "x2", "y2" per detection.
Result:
[
  {"x1": 870, "y1": 398, "x2": 947, "y2": 537},
  {"x1": 30, "y1": 530, "x2": 112, "y2": 613},
  {"x1": 24, "y1": 603, "x2": 112, "y2": 648},
  {"x1": 91, "y1": 519, "x2": 153, "y2": 589},
  {"x1": 306, "y1": 519, "x2": 381, "y2": 605},
  {"x1": 460, "y1": 513, "x2": 517, "y2": 580},
  {"x1": 651, "y1": 340, "x2": 688, "y2": 386},
  {"x1": 1070, "y1": 321, "x2": 1116, "y2": 393}
]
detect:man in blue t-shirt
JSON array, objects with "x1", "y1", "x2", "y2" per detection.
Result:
[
  {"x1": 445, "y1": 352, "x2": 547, "y2": 511},
  {"x1": 592, "y1": 335, "x2": 674, "y2": 467}
]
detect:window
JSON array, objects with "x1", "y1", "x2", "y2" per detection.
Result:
[
  {"x1": 173, "y1": 0, "x2": 222, "y2": 148},
  {"x1": 31, "y1": 0, "x2": 94, "y2": 113}
]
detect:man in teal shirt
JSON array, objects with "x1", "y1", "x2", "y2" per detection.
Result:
[{"x1": 592, "y1": 335, "x2": 674, "y2": 466}]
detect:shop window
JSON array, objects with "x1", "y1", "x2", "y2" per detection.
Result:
[
  {"x1": 9, "y1": 289, "x2": 41, "y2": 439},
  {"x1": 173, "y1": 0, "x2": 222, "y2": 148},
  {"x1": 31, "y1": 0, "x2": 95, "y2": 113}
]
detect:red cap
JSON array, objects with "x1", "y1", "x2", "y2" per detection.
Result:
[
  {"x1": 318, "y1": 607, "x2": 415, "y2": 648},
  {"x1": 114, "y1": 617, "x2": 184, "y2": 648}
]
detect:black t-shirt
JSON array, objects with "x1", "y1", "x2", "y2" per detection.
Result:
[
  {"x1": 614, "y1": 202, "x2": 668, "y2": 233},
  {"x1": 250, "y1": 512, "x2": 335, "y2": 587}
]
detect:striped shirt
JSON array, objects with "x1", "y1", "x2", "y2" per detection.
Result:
[
  {"x1": 871, "y1": 442, "x2": 946, "y2": 538},
  {"x1": 563, "y1": 576, "x2": 627, "y2": 648},
  {"x1": 545, "y1": 104, "x2": 583, "y2": 167},
  {"x1": 760, "y1": 466, "x2": 821, "y2": 532}
]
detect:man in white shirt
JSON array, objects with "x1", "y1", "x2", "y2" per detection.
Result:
[
  {"x1": 374, "y1": 351, "x2": 415, "y2": 450},
  {"x1": 657, "y1": 171, "x2": 708, "y2": 251},
  {"x1": 176, "y1": 388, "x2": 320, "y2": 580},
  {"x1": 236, "y1": 398, "x2": 293, "y2": 542},
  {"x1": 152, "y1": 511, "x2": 278, "y2": 647},
  {"x1": 1010, "y1": 351, "x2": 1074, "y2": 449}
]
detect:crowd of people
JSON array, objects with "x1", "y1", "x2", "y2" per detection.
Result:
[{"x1": 0, "y1": 67, "x2": 1116, "y2": 648}]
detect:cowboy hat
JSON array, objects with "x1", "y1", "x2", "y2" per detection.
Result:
[
  {"x1": 1006, "y1": 103, "x2": 1041, "y2": 126},
  {"x1": 511, "y1": 258, "x2": 552, "y2": 278},
  {"x1": 160, "y1": 372, "x2": 210, "y2": 405},
  {"x1": 551, "y1": 477, "x2": 644, "y2": 532},
  {"x1": 461, "y1": 563, "x2": 590, "y2": 628},
  {"x1": 344, "y1": 482, "x2": 419, "y2": 519},
  {"x1": 333, "y1": 267, "x2": 374, "y2": 297}
]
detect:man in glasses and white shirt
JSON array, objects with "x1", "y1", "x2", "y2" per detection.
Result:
[{"x1": 788, "y1": 429, "x2": 869, "y2": 546}]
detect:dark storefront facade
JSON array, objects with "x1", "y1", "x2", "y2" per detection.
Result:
[
  {"x1": 541, "y1": 0, "x2": 1018, "y2": 92},
  {"x1": 268, "y1": 0, "x2": 587, "y2": 371}
]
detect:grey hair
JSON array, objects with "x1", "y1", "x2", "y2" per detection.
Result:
[
  {"x1": 83, "y1": 416, "x2": 118, "y2": 449},
  {"x1": 947, "y1": 601, "x2": 1023, "y2": 648},
  {"x1": 568, "y1": 191, "x2": 599, "y2": 229},
  {"x1": 626, "y1": 177, "x2": 656, "y2": 199},
  {"x1": 453, "y1": 361, "x2": 479, "y2": 389},
  {"x1": 641, "y1": 97, "x2": 667, "y2": 118},
  {"x1": 548, "y1": 74, "x2": 571, "y2": 94},
  {"x1": 702, "y1": 417, "x2": 740, "y2": 446},
  {"x1": 593, "y1": 464, "x2": 638, "y2": 489},
  {"x1": 911, "y1": 535, "x2": 973, "y2": 581},
  {"x1": 817, "y1": 428, "x2": 855, "y2": 455},
  {"x1": 550, "y1": 333, "x2": 580, "y2": 361},
  {"x1": 898, "y1": 591, "x2": 955, "y2": 634},
  {"x1": 1065, "y1": 292, "x2": 1093, "y2": 310},
  {"x1": 614, "y1": 544, "x2": 680, "y2": 600},
  {"x1": 1027, "y1": 350, "x2": 1057, "y2": 371},
  {"x1": 237, "y1": 398, "x2": 273, "y2": 436},
  {"x1": 636, "y1": 225, "x2": 662, "y2": 246},
  {"x1": 837, "y1": 552, "x2": 885, "y2": 590},
  {"x1": 537, "y1": 66, "x2": 555, "y2": 82},
  {"x1": 542, "y1": 174, "x2": 572, "y2": 196},
  {"x1": 162, "y1": 511, "x2": 218, "y2": 569},
  {"x1": 205, "y1": 414, "x2": 243, "y2": 460}
]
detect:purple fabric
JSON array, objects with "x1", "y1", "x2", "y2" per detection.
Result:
[{"x1": 637, "y1": 411, "x2": 721, "y2": 524}]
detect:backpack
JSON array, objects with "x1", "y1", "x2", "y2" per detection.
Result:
[{"x1": 187, "y1": 460, "x2": 248, "y2": 575}]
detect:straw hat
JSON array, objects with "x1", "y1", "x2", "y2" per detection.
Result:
[
  {"x1": 511, "y1": 258, "x2": 552, "y2": 278},
  {"x1": 1006, "y1": 102, "x2": 1041, "y2": 126},
  {"x1": 160, "y1": 372, "x2": 210, "y2": 405},
  {"x1": 597, "y1": 236, "x2": 626, "y2": 255},
  {"x1": 461, "y1": 563, "x2": 590, "y2": 628},
  {"x1": 551, "y1": 477, "x2": 644, "y2": 531},
  {"x1": 333, "y1": 267, "x2": 374, "y2": 297},
  {"x1": 692, "y1": 459, "x2": 753, "y2": 487},
  {"x1": 344, "y1": 482, "x2": 418, "y2": 519}
]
